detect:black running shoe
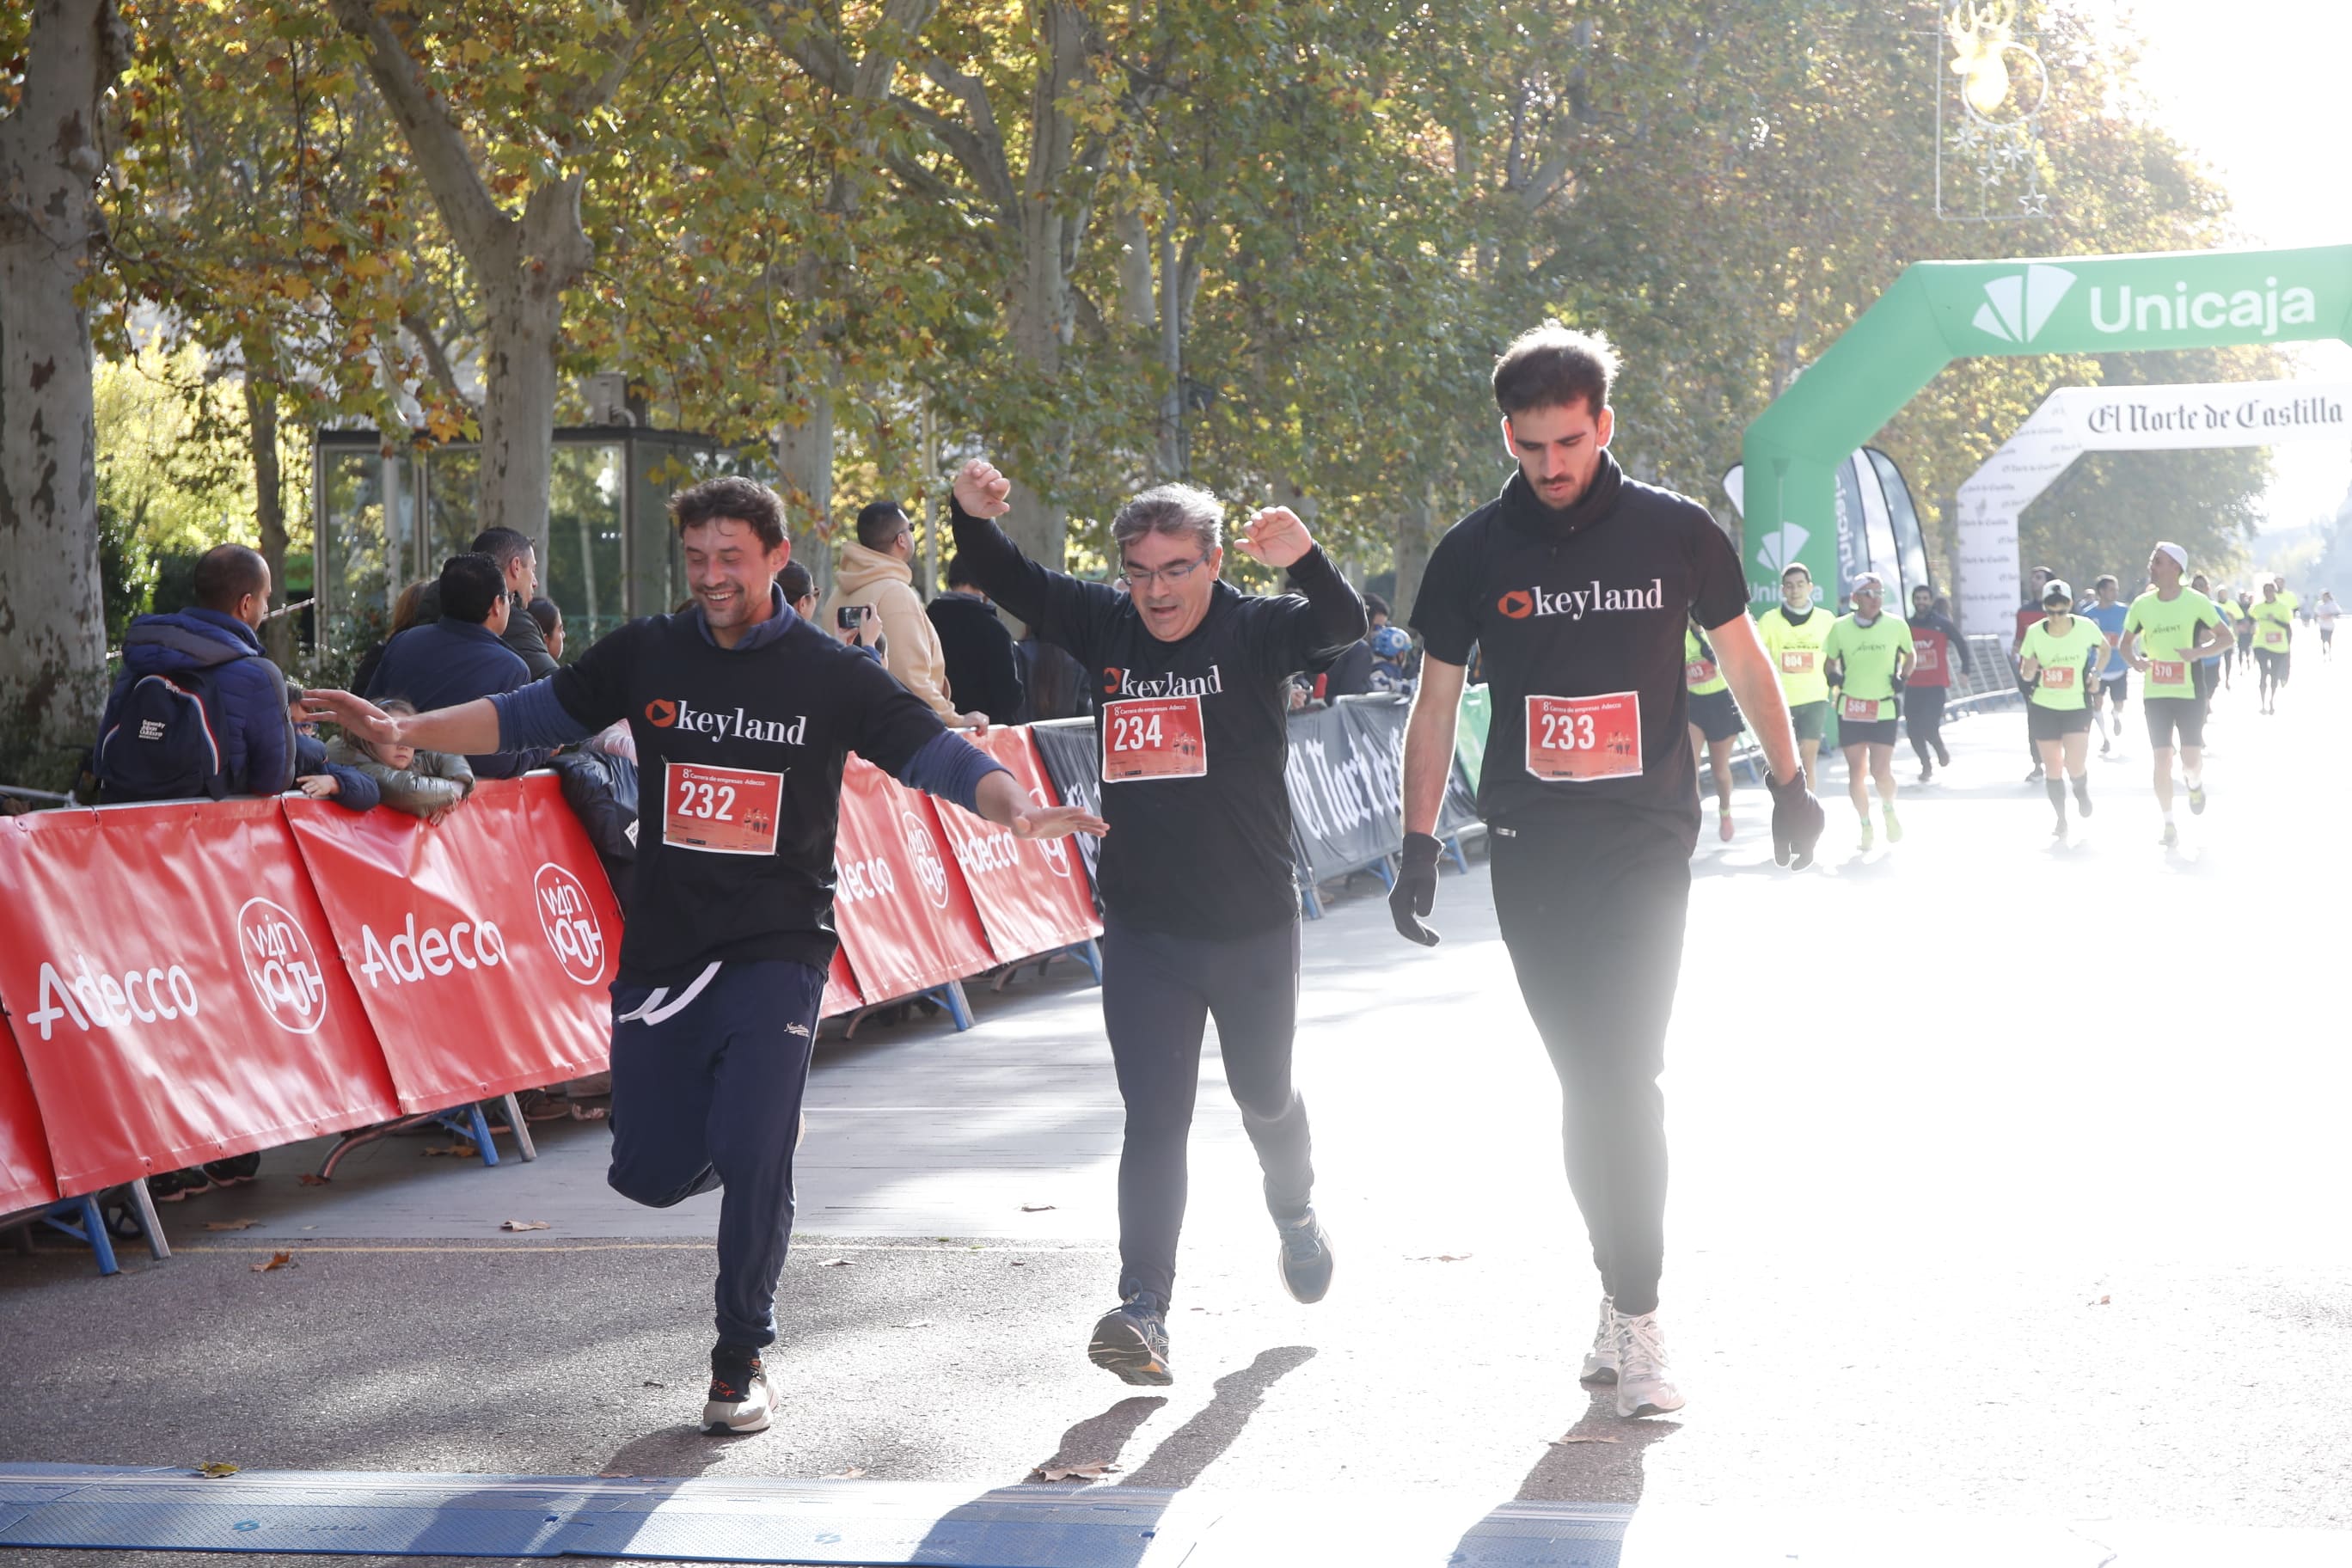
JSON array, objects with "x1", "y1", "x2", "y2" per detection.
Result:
[
  {"x1": 1274, "y1": 1209, "x2": 1335, "y2": 1304},
  {"x1": 204, "y1": 1154, "x2": 260, "y2": 1187},
  {"x1": 702, "y1": 1344, "x2": 773, "y2": 1435},
  {"x1": 1087, "y1": 1296, "x2": 1173, "y2": 1386}
]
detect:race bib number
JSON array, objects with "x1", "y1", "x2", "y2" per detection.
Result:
[
  {"x1": 1840, "y1": 695, "x2": 1883, "y2": 723},
  {"x1": 2041, "y1": 664, "x2": 2076, "y2": 690},
  {"x1": 1684, "y1": 659, "x2": 1715, "y2": 689},
  {"x1": 1102, "y1": 695, "x2": 1207, "y2": 782},
  {"x1": 2148, "y1": 659, "x2": 2187, "y2": 686},
  {"x1": 1912, "y1": 640, "x2": 1940, "y2": 673},
  {"x1": 2263, "y1": 627, "x2": 2287, "y2": 646},
  {"x1": 1779, "y1": 649, "x2": 1817, "y2": 676},
  {"x1": 1525, "y1": 693, "x2": 1642, "y2": 784},
  {"x1": 664, "y1": 761, "x2": 784, "y2": 856}
]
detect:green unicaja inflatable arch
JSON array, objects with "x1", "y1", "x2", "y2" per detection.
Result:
[{"x1": 1738, "y1": 244, "x2": 2352, "y2": 612}]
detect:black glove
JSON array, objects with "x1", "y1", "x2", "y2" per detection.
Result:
[
  {"x1": 1890, "y1": 670, "x2": 1907, "y2": 691},
  {"x1": 1767, "y1": 769, "x2": 1825, "y2": 870},
  {"x1": 1388, "y1": 831, "x2": 1443, "y2": 946}
]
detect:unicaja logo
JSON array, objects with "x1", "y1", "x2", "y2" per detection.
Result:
[
  {"x1": 1973, "y1": 264, "x2": 2075, "y2": 344},
  {"x1": 1754, "y1": 523, "x2": 1810, "y2": 578}
]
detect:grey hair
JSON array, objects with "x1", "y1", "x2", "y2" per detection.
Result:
[{"x1": 1111, "y1": 484, "x2": 1223, "y2": 558}]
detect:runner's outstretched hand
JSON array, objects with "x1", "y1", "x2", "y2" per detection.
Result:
[
  {"x1": 301, "y1": 689, "x2": 400, "y2": 747},
  {"x1": 953, "y1": 459, "x2": 1014, "y2": 519},
  {"x1": 1236, "y1": 506, "x2": 1314, "y2": 571},
  {"x1": 1767, "y1": 769, "x2": 1825, "y2": 870},
  {"x1": 1009, "y1": 804, "x2": 1108, "y2": 841},
  {"x1": 1388, "y1": 831, "x2": 1443, "y2": 946}
]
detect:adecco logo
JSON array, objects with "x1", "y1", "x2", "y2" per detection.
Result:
[
  {"x1": 1972, "y1": 264, "x2": 2075, "y2": 344},
  {"x1": 533, "y1": 862, "x2": 608, "y2": 986},
  {"x1": 236, "y1": 897, "x2": 330, "y2": 1034},
  {"x1": 1030, "y1": 787, "x2": 1072, "y2": 880},
  {"x1": 356, "y1": 910, "x2": 505, "y2": 988},
  {"x1": 21, "y1": 953, "x2": 201, "y2": 1041},
  {"x1": 899, "y1": 810, "x2": 951, "y2": 910}
]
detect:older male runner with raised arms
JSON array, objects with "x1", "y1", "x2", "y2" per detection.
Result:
[
  {"x1": 1389, "y1": 325, "x2": 1824, "y2": 1419},
  {"x1": 948, "y1": 458, "x2": 1365, "y2": 1387},
  {"x1": 306, "y1": 477, "x2": 1103, "y2": 1437}
]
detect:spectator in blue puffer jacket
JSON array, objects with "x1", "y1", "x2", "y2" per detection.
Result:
[
  {"x1": 363, "y1": 553, "x2": 548, "y2": 779},
  {"x1": 95, "y1": 544, "x2": 294, "y2": 801}
]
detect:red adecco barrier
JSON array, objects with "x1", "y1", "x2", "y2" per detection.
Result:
[
  {"x1": 934, "y1": 727, "x2": 1101, "y2": 964},
  {"x1": 831, "y1": 757, "x2": 995, "y2": 1003},
  {"x1": 0, "y1": 799, "x2": 402, "y2": 1193},
  {"x1": 0, "y1": 1018, "x2": 59, "y2": 1216},
  {"x1": 823, "y1": 950, "x2": 862, "y2": 1019},
  {"x1": 285, "y1": 775, "x2": 619, "y2": 1112}
]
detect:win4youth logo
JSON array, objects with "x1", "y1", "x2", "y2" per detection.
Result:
[{"x1": 1971, "y1": 264, "x2": 2075, "y2": 344}]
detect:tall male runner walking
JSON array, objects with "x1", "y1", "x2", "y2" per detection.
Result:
[
  {"x1": 949, "y1": 458, "x2": 1364, "y2": 1387},
  {"x1": 2084, "y1": 575, "x2": 2130, "y2": 756},
  {"x1": 306, "y1": 477, "x2": 1105, "y2": 1436},
  {"x1": 2251, "y1": 580, "x2": 2294, "y2": 714},
  {"x1": 2118, "y1": 542, "x2": 2229, "y2": 848},
  {"x1": 1822, "y1": 572, "x2": 1911, "y2": 848},
  {"x1": 1904, "y1": 584, "x2": 1971, "y2": 782},
  {"x1": 1389, "y1": 325, "x2": 1824, "y2": 1419},
  {"x1": 1756, "y1": 564, "x2": 1833, "y2": 791}
]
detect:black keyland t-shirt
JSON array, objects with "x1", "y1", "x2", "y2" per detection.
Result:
[
  {"x1": 548, "y1": 610, "x2": 947, "y2": 981},
  {"x1": 1411, "y1": 456, "x2": 1748, "y2": 845},
  {"x1": 952, "y1": 503, "x2": 1366, "y2": 934}
]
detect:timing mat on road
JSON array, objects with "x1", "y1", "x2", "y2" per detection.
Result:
[{"x1": 0, "y1": 1463, "x2": 2337, "y2": 1565}]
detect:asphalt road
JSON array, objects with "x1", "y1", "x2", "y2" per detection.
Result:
[{"x1": 6, "y1": 649, "x2": 2350, "y2": 1565}]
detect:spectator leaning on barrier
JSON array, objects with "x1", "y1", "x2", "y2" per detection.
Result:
[
  {"x1": 95, "y1": 543, "x2": 296, "y2": 804},
  {"x1": 327, "y1": 699, "x2": 475, "y2": 823},
  {"x1": 286, "y1": 677, "x2": 380, "y2": 812},
  {"x1": 926, "y1": 554, "x2": 1026, "y2": 726},
  {"x1": 822, "y1": 499, "x2": 981, "y2": 727},
  {"x1": 302, "y1": 474, "x2": 1105, "y2": 1440},
  {"x1": 364, "y1": 553, "x2": 548, "y2": 780}
]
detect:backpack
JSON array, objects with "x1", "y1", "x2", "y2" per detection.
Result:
[{"x1": 97, "y1": 667, "x2": 239, "y2": 803}]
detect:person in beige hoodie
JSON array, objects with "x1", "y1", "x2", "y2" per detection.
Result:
[{"x1": 820, "y1": 499, "x2": 983, "y2": 728}]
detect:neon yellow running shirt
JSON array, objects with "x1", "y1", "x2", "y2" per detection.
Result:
[
  {"x1": 1758, "y1": 605, "x2": 1833, "y2": 706},
  {"x1": 2122, "y1": 588, "x2": 2220, "y2": 701},
  {"x1": 2020, "y1": 615, "x2": 2107, "y2": 711},
  {"x1": 1822, "y1": 612, "x2": 1910, "y2": 721},
  {"x1": 1684, "y1": 627, "x2": 1729, "y2": 696}
]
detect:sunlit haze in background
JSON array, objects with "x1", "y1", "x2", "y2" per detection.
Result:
[{"x1": 2103, "y1": 0, "x2": 2352, "y2": 533}]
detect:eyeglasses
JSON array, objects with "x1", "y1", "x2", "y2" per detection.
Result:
[{"x1": 1118, "y1": 555, "x2": 1207, "y2": 590}]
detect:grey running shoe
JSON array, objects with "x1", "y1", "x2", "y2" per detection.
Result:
[
  {"x1": 1579, "y1": 1296, "x2": 1620, "y2": 1384},
  {"x1": 702, "y1": 1345, "x2": 774, "y2": 1435},
  {"x1": 1274, "y1": 1210, "x2": 1335, "y2": 1304},
  {"x1": 2188, "y1": 782, "x2": 2207, "y2": 816},
  {"x1": 1614, "y1": 1310, "x2": 1686, "y2": 1418},
  {"x1": 1087, "y1": 1296, "x2": 1173, "y2": 1386}
]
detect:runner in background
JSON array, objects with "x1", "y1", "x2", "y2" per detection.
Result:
[
  {"x1": 2013, "y1": 565, "x2": 2056, "y2": 781},
  {"x1": 1756, "y1": 564, "x2": 1833, "y2": 792},
  {"x1": 2120, "y1": 543, "x2": 2230, "y2": 849},
  {"x1": 1822, "y1": 572, "x2": 1911, "y2": 848},
  {"x1": 2233, "y1": 588, "x2": 2258, "y2": 680},
  {"x1": 2016, "y1": 577, "x2": 2106, "y2": 837},
  {"x1": 2251, "y1": 580, "x2": 2294, "y2": 715},
  {"x1": 2083, "y1": 575, "x2": 2130, "y2": 758},
  {"x1": 1904, "y1": 584, "x2": 1970, "y2": 783},
  {"x1": 1393, "y1": 324, "x2": 1823, "y2": 1422},
  {"x1": 304, "y1": 476, "x2": 1105, "y2": 1439},
  {"x1": 2315, "y1": 591, "x2": 2341, "y2": 661},
  {"x1": 949, "y1": 457, "x2": 1364, "y2": 1390},
  {"x1": 2190, "y1": 573, "x2": 2227, "y2": 722},
  {"x1": 1684, "y1": 622, "x2": 1743, "y2": 843}
]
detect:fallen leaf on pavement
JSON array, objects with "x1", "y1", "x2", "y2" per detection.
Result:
[
  {"x1": 1009, "y1": 1260, "x2": 1026, "y2": 1267},
  {"x1": 196, "y1": 1462, "x2": 241, "y2": 1479},
  {"x1": 203, "y1": 1219, "x2": 260, "y2": 1232},
  {"x1": 251, "y1": 1251, "x2": 295, "y2": 1272},
  {"x1": 1020, "y1": 1204, "x2": 1057, "y2": 1212},
  {"x1": 642, "y1": 1381, "x2": 665, "y2": 1388},
  {"x1": 423, "y1": 1144, "x2": 478, "y2": 1158},
  {"x1": 569, "y1": 1104, "x2": 608, "y2": 1121},
  {"x1": 825, "y1": 1468, "x2": 867, "y2": 1480},
  {"x1": 1030, "y1": 1461, "x2": 1121, "y2": 1482},
  {"x1": 1412, "y1": 1253, "x2": 1473, "y2": 1263},
  {"x1": 500, "y1": 1220, "x2": 551, "y2": 1232},
  {"x1": 896, "y1": 1320, "x2": 930, "y2": 1329},
  {"x1": 816, "y1": 1258, "x2": 852, "y2": 1267},
  {"x1": 1548, "y1": 1435, "x2": 1622, "y2": 1446},
  {"x1": 297, "y1": 1174, "x2": 329, "y2": 1187},
  {"x1": 2090, "y1": 1295, "x2": 2111, "y2": 1306}
]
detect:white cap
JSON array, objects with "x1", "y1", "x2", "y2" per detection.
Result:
[
  {"x1": 2154, "y1": 541, "x2": 2188, "y2": 571},
  {"x1": 2042, "y1": 578, "x2": 2073, "y2": 604},
  {"x1": 1849, "y1": 571, "x2": 1885, "y2": 594}
]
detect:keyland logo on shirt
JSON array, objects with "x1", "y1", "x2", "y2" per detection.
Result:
[
  {"x1": 643, "y1": 697, "x2": 808, "y2": 744},
  {"x1": 1497, "y1": 578, "x2": 1665, "y2": 622},
  {"x1": 1101, "y1": 665, "x2": 1225, "y2": 699}
]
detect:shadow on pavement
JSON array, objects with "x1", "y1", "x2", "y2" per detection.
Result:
[
  {"x1": 1031, "y1": 1394, "x2": 1167, "y2": 1479},
  {"x1": 1119, "y1": 1344, "x2": 1316, "y2": 1489},
  {"x1": 1508, "y1": 1387, "x2": 1681, "y2": 1505},
  {"x1": 597, "y1": 1424, "x2": 739, "y2": 1480}
]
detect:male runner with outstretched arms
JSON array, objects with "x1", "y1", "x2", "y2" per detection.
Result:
[
  {"x1": 2118, "y1": 542, "x2": 2229, "y2": 848},
  {"x1": 1389, "y1": 325, "x2": 1823, "y2": 1420},
  {"x1": 1904, "y1": 583, "x2": 1971, "y2": 782},
  {"x1": 949, "y1": 458, "x2": 1364, "y2": 1388},
  {"x1": 306, "y1": 477, "x2": 1105, "y2": 1437}
]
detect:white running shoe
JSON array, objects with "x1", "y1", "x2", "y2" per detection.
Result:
[
  {"x1": 702, "y1": 1350, "x2": 774, "y2": 1435},
  {"x1": 1578, "y1": 1295, "x2": 1619, "y2": 1384},
  {"x1": 1613, "y1": 1310, "x2": 1686, "y2": 1418}
]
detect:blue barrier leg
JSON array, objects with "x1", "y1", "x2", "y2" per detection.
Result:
[
  {"x1": 40, "y1": 1195, "x2": 119, "y2": 1276},
  {"x1": 1444, "y1": 836, "x2": 1470, "y2": 875},
  {"x1": 1069, "y1": 939, "x2": 1103, "y2": 985},
  {"x1": 921, "y1": 980, "x2": 975, "y2": 1032},
  {"x1": 1300, "y1": 882, "x2": 1325, "y2": 921},
  {"x1": 432, "y1": 1104, "x2": 503, "y2": 1167}
]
